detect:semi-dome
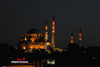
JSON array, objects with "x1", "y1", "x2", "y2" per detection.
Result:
[{"x1": 27, "y1": 28, "x2": 41, "y2": 33}]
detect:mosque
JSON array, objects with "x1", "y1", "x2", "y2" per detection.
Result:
[
  {"x1": 14, "y1": 16, "x2": 82, "y2": 53},
  {"x1": 14, "y1": 16, "x2": 65, "y2": 53}
]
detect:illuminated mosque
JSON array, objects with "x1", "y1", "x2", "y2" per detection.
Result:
[
  {"x1": 14, "y1": 16, "x2": 65, "y2": 53},
  {"x1": 14, "y1": 16, "x2": 82, "y2": 53}
]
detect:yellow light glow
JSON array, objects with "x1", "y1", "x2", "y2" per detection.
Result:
[
  {"x1": 30, "y1": 34, "x2": 34, "y2": 36},
  {"x1": 71, "y1": 40, "x2": 73, "y2": 43},
  {"x1": 45, "y1": 25, "x2": 48, "y2": 30},
  {"x1": 25, "y1": 37, "x2": 27, "y2": 41},
  {"x1": 52, "y1": 30, "x2": 55, "y2": 33},
  {"x1": 40, "y1": 46, "x2": 44, "y2": 49},
  {"x1": 79, "y1": 38, "x2": 82, "y2": 40},
  {"x1": 52, "y1": 20, "x2": 55, "y2": 33},
  {"x1": 30, "y1": 45, "x2": 34, "y2": 49},
  {"x1": 45, "y1": 34, "x2": 48, "y2": 36},
  {"x1": 30, "y1": 46, "x2": 32, "y2": 49},
  {"x1": 47, "y1": 42, "x2": 50, "y2": 45},
  {"x1": 23, "y1": 46, "x2": 26, "y2": 49},
  {"x1": 79, "y1": 33, "x2": 82, "y2": 36},
  {"x1": 71, "y1": 36, "x2": 73, "y2": 39},
  {"x1": 52, "y1": 21, "x2": 55, "y2": 25},
  {"x1": 48, "y1": 50, "x2": 51, "y2": 54},
  {"x1": 33, "y1": 33, "x2": 37, "y2": 36},
  {"x1": 30, "y1": 37, "x2": 37, "y2": 42},
  {"x1": 35, "y1": 46, "x2": 39, "y2": 49},
  {"x1": 52, "y1": 26, "x2": 55, "y2": 29}
]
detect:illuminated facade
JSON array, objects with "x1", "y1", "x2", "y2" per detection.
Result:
[{"x1": 14, "y1": 28, "x2": 51, "y2": 53}]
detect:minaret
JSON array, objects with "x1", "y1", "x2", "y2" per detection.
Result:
[
  {"x1": 45, "y1": 21, "x2": 48, "y2": 41},
  {"x1": 52, "y1": 15, "x2": 55, "y2": 47},
  {"x1": 79, "y1": 28, "x2": 82, "y2": 47},
  {"x1": 71, "y1": 31, "x2": 73, "y2": 43}
]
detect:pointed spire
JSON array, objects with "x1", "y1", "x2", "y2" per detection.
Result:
[
  {"x1": 53, "y1": 15, "x2": 54, "y2": 20},
  {"x1": 46, "y1": 20, "x2": 47, "y2": 25},
  {"x1": 79, "y1": 27, "x2": 81, "y2": 32},
  {"x1": 71, "y1": 31, "x2": 73, "y2": 36}
]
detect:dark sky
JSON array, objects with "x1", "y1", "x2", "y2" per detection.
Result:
[{"x1": 0, "y1": 0, "x2": 100, "y2": 48}]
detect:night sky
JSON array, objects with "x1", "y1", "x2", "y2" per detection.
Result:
[{"x1": 0, "y1": 0, "x2": 100, "y2": 48}]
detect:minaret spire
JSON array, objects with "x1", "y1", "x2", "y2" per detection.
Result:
[
  {"x1": 53, "y1": 15, "x2": 54, "y2": 20},
  {"x1": 71, "y1": 31, "x2": 73, "y2": 43},
  {"x1": 45, "y1": 20, "x2": 48, "y2": 41},
  {"x1": 52, "y1": 15, "x2": 55, "y2": 48},
  {"x1": 79, "y1": 28, "x2": 82, "y2": 47}
]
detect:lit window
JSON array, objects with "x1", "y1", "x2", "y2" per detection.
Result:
[
  {"x1": 30, "y1": 45, "x2": 34, "y2": 49},
  {"x1": 33, "y1": 33, "x2": 37, "y2": 36},
  {"x1": 23, "y1": 46, "x2": 26, "y2": 49},
  {"x1": 38, "y1": 34, "x2": 40, "y2": 36},
  {"x1": 40, "y1": 46, "x2": 44, "y2": 49},
  {"x1": 31, "y1": 34, "x2": 34, "y2": 36},
  {"x1": 35, "y1": 34, "x2": 37, "y2": 36},
  {"x1": 35, "y1": 46, "x2": 39, "y2": 49},
  {"x1": 47, "y1": 42, "x2": 50, "y2": 45}
]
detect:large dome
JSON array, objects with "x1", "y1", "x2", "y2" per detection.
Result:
[{"x1": 27, "y1": 28, "x2": 41, "y2": 33}]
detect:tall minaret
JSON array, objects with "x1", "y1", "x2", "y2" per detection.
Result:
[
  {"x1": 71, "y1": 31, "x2": 73, "y2": 44},
  {"x1": 45, "y1": 21, "x2": 48, "y2": 41},
  {"x1": 79, "y1": 28, "x2": 82, "y2": 47},
  {"x1": 52, "y1": 15, "x2": 55, "y2": 47}
]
